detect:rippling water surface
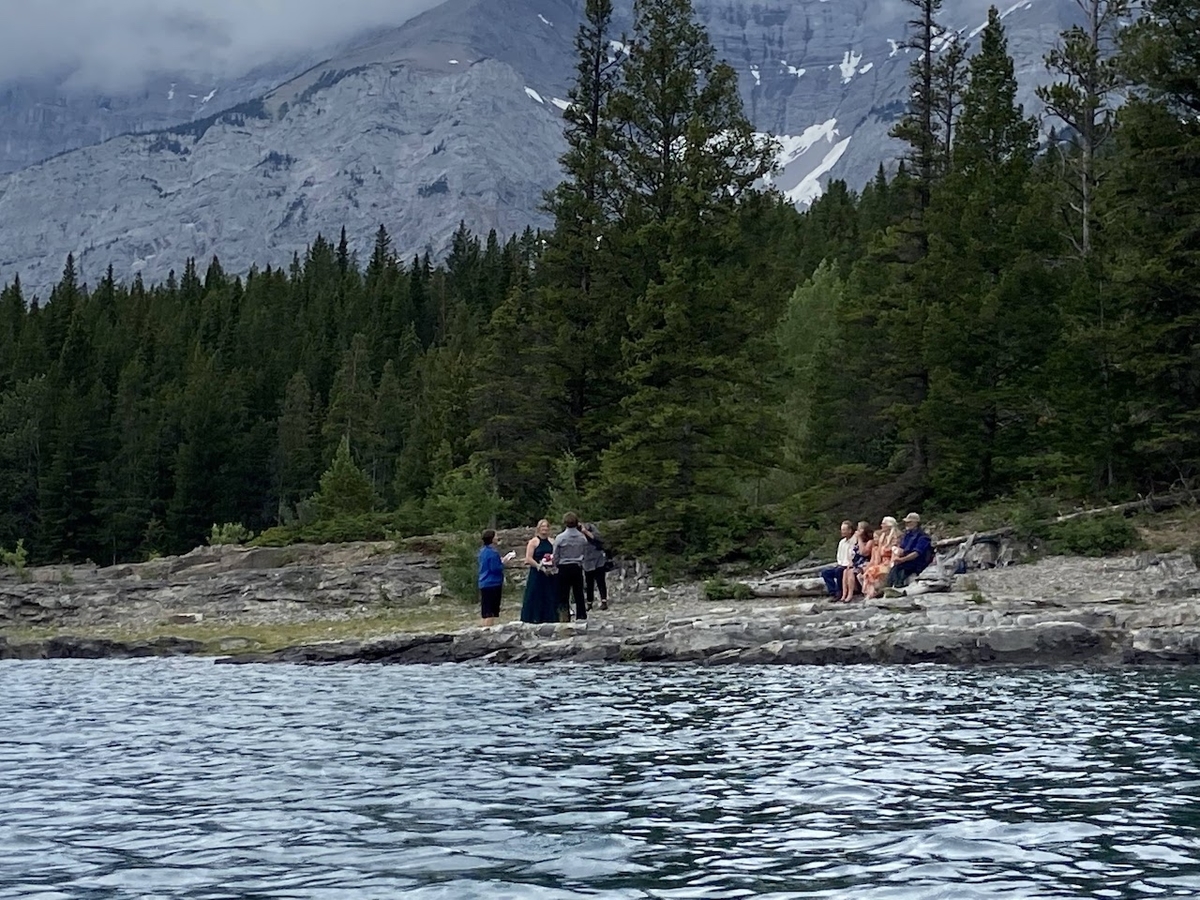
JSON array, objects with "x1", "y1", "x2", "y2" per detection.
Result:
[{"x1": 1, "y1": 661, "x2": 1198, "y2": 899}]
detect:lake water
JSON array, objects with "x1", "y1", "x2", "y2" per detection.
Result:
[{"x1": 1, "y1": 661, "x2": 1198, "y2": 899}]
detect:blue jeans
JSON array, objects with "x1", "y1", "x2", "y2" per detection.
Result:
[{"x1": 821, "y1": 565, "x2": 846, "y2": 597}]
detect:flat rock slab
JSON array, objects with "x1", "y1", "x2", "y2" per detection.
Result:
[{"x1": 3, "y1": 549, "x2": 1200, "y2": 666}]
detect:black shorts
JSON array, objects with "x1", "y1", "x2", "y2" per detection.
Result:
[{"x1": 479, "y1": 585, "x2": 502, "y2": 618}]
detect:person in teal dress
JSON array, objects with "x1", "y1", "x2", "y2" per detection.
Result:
[{"x1": 520, "y1": 518, "x2": 559, "y2": 623}]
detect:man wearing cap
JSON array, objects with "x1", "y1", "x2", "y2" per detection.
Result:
[{"x1": 888, "y1": 513, "x2": 933, "y2": 588}]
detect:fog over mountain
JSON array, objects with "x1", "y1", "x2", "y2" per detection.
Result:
[
  {"x1": 0, "y1": 0, "x2": 1082, "y2": 297},
  {"x1": 0, "y1": 0, "x2": 443, "y2": 88}
]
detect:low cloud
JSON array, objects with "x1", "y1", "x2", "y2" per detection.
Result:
[{"x1": 0, "y1": 0, "x2": 444, "y2": 91}]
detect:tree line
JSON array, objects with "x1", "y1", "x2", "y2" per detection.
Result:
[{"x1": 0, "y1": 0, "x2": 1195, "y2": 569}]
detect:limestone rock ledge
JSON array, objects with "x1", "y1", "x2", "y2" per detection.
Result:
[
  {"x1": 208, "y1": 601, "x2": 1200, "y2": 668},
  {"x1": 3, "y1": 549, "x2": 1199, "y2": 666}
]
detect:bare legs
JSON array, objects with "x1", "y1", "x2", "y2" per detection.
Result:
[{"x1": 840, "y1": 566, "x2": 858, "y2": 602}]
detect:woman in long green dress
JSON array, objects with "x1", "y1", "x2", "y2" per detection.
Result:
[{"x1": 520, "y1": 519, "x2": 558, "y2": 623}]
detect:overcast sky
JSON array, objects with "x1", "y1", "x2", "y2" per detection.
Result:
[{"x1": 0, "y1": 0, "x2": 444, "y2": 90}]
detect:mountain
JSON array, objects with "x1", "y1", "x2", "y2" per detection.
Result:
[
  {"x1": 0, "y1": 0, "x2": 1080, "y2": 297},
  {"x1": 0, "y1": 59, "x2": 325, "y2": 179}
]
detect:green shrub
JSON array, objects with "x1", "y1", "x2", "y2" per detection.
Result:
[
  {"x1": 1, "y1": 539, "x2": 28, "y2": 575},
  {"x1": 702, "y1": 577, "x2": 754, "y2": 602},
  {"x1": 439, "y1": 535, "x2": 479, "y2": 603},
  {"x1": 311, "y1": 436, "x2": 377, "y2": 520},
  {"x1": 547, "y1": 452, "x2": 584, "y2": 522},
  {"x1": 1011, "y1": 493, "x2": 1059, "y2": 542},
  {"x1": 615, "y1": 501, "x2": 811, "y2": 578},
  {"x1": 1044, "y1": 515, "x2": 1140, "y2": 557},
  {"x1": 251, "y1": 503, "x2": 434, "y2": 548},
  {"x1": 209, "y1": 522, "x2": 254, "y2": 546},
  {"x1": 424, "y1": 460, "x2": 509, "y2": 532}
]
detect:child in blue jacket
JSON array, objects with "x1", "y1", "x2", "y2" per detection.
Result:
[{"x1": 478, "y1": 529, "x2": 506, "y2": 626}]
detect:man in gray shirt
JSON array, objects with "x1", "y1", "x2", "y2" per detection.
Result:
[{"x1": 552, "y1": 512, "x2": 589, "y2": 622}]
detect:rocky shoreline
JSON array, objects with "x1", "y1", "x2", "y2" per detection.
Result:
[{"x1": 2, "y1": 541, "x2": 1199, "y2": 666}]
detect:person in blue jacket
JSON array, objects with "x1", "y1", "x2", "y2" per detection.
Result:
[
  {"x1": 478, "y1": 529, "x2": 506, "y2": 626},
  {"x1": 887, "y1": 512, "x2": 934, "y2": 588}
]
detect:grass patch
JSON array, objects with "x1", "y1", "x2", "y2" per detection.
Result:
[
  {"x1": 1132, "y1": 504, "x2": 1200, "y2": 555},
  {"x1": 0, "y1": 603, "x2": 500, "y2": 655}
]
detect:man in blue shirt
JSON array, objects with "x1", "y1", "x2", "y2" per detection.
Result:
[
  {"x1": 888, "y1": 513, "x2": 933, "y2": 588},
  {"x1": 478, "y1": 529, "x2": 506, "y2": 626}
]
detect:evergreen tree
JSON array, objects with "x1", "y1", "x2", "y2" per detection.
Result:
[
  {"x1": 538, "y1": 0, "x2": 626, "y2": 460},
  {"x1": 932, "y1": 35, "x2": 968, "y2": 166},
  {"x1": 311, "y1": 435, "x2": 377, "y2": 520},
  {"x1": 890, "y1": 0, "x2": 948, "y2": 213},
  {"x1": 276, "y1": 371, "x2": 319, "y2": 520},
  {"x1": 93, "y1": 358, "x2": 162, "y2": 564},
  {"x1": 1038, "y1": 0, "x2": 1129, "y2": 257},
  {"x1": 0, "y1": 377, "x2": 47, "y2": 550},
  {"x1": 322, "y1": 332, "x2": 378, "y2": 461},
  {"x1": 1102, "y1": 1, "x2": 1200, "y2": 484},
  {"x1": 372, "y1": 356, "x2": 412, "y2": 503},
  {"x1": 470, "y1": 280, "x2": 565, "y2": 518},
  {"x1": 920, "y1": 7, "x2": 1058, "y2": 503},
  {"x1": 1037, "y1": 1, "x2": 1130, "y2": 489},
  {"x1": 596, "y1": 0, "x2": 780, "y2": 556}
]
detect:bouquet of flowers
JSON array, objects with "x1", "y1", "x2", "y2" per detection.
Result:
[{"x1": 538, "y1": 552, "x2": 556, "y2": 573}]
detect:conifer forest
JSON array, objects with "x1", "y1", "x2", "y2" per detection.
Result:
[{"x1": 1, "y1": 0, "x2": 1197, "y2": 569}]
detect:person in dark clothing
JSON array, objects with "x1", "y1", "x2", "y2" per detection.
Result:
[
  {"x1": 477, "y1": 529, "x2": 505, "y2": 626},
  {"x1": 583, "y1": 522, "x2": 609, "y2": 611},
  {"x1": 520, "y1": 519, "x2": 558, "y2": 624},
  {"x1": 552, "y1": 512, "x2": 589, "y2": 623},
  {"x1": 888, "y1": 512, "x2": 934, "y2": 588}
]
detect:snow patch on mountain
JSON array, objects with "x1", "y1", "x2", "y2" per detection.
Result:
[
  {"x1": 788, "y1": 136, "x2": 852, "y2": 205},
  {"x1": 840, "y1": 51, "x2": 863, "y2": 83},
  {"x1": 761, "y1": 119, "x2": 851, "y2": 206}
]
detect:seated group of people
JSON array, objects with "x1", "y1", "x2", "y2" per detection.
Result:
[{"x1": 821, "y1": 512, "x2": 934, "y2": 602}]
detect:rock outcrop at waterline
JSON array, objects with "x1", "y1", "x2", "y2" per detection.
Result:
[
  {"x1": 2, "y1": 542, "x2": 1198, "y2": 666},
  {"x1": 215, "y1": 557, "x2": 1200, "y2": 667}
]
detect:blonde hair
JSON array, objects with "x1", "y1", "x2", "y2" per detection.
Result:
[{"x1": 881, "y1": 516, "x2": 898, "y2": 529}]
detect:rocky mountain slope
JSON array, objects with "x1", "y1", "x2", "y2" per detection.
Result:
[{"x1": 0, "y1": 0, "x2": 1080, "y2": 297}]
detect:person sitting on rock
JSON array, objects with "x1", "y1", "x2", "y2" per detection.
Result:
[
  {"x1": 887, "y1": 513, "x2": 934, "y2": 589},
  {"x1": 842, "y1": 521, "x2": 873, "y2": 602},
  {"x1": 821, "y1": 521, "x2": 855, "y2": 599},
  {"x1": 862, "y1": 516, "x2": 900, "y2": 600}
]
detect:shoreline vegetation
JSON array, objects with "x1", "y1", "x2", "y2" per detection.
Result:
[
  {"x1": 2, "y1": 0, "x2": 1200, "y2": 584},
  {"x1": 2, "y1": 503, "x2": 1199, "y2": 666}
]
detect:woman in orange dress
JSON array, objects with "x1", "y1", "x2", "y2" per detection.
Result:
[{"x1": 862, "y1": 516, "x2": 899, "y2": 600}]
